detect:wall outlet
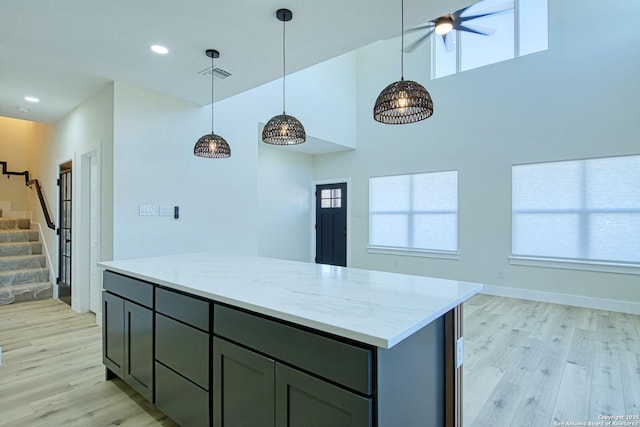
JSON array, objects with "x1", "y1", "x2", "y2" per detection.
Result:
[
  {"x1": 456, "y1": 337, "x2": 464, "y2": 368},
  {"x1": 139, "y1": 204, "x2": 157, "y2": 216}
]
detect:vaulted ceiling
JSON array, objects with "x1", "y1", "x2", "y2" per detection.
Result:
[{"x1": 0, "y1": 0, "x2": 473, "y2": 123}]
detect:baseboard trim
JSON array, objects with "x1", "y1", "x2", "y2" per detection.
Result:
[{"x1": 481, "y1": 284, "x2": 640, "y2": 315}]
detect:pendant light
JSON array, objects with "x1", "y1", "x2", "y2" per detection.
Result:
[
  {"x1": 262, "y1": 8, "x2": 306, "y2": 145},
  {"x1": 194, "y1": 49, "x2": 231, "y2": 158},
  {"x1": 373, "y1": 0, "x2": 434, "y2": 124}
]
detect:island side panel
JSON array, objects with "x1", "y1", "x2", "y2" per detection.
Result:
[
  {"x1": 376, "y1": 315, "x2": 445, "y2": 427},
  {"x1": 444, "y1": 304, "x2": 463, "y2": 427}
]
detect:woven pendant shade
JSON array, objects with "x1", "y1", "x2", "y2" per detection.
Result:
[
  {"x1": 373, "y1": 79, "x2": 433, "y2": 124},
  {"x1": 194, "y1": 133, "x2": 231, "y2": 158},
  {"x1": 262, "y1": 8, "x2": 306, "y2": 146},
  {"x1": 194, "y1": 49, "x2": 230, "y2": 158},
  {"x1": 262, "y1": 114, "x2": 306, "y2": 145},
  {"x1": 373, "y1": 0, "x2": 434, "y2": 125}
]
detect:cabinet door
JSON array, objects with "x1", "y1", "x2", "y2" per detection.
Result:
[
  {"x1": 275, "y1": 364, "x2": 372, "y2": 427},
  {"x1": 213, "y1": 337, "x2": 275, "y2": 427},
  {"x1": 124, "y1": 301, "x2": 153, "y2": 401},
  {"x1": 103, "y1": 292, "x2": 124, "y2": 377}
]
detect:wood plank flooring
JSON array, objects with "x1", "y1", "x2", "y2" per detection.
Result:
[
  {"x1": 1, "y1": 295, "x2": 639, "y2": 426},
  {"x1": 464, "y1": 294, "x2": 640, "y2": 427},
  {"x1": 0, "y1": 299, "x2": 176, "y2": 427}
]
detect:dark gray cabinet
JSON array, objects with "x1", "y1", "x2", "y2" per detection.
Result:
[
  {"x1": 102, "y1": 271, "x2": 153, "y2": 402},
  {"x1": 214, "y1": 337, "x2": 371, "y2": 427},
  {"x1": 123, "y1": 300, "x2": 153, "y2": 401},
  {"x1": 102, "y1": 291, "x2": 124, "y2": 377},
  {"x1": 275, "y1": 363, "x2": 372, "y2": 427},
  {"x1": 213, "y1": 337, "x2": 275, "y2": 427},
  {"x1": 155, "y1": 287, "x2": 211, "y2": 427},
  {"x1": 102, "y1": 270, "x2": 449, "y2": 427},
  {"x1": 213, "y1": 305, "x2": 373, "y2": 427}
]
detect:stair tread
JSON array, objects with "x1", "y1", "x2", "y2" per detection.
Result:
[
  {"x1": 0, "y1": 266, "x2": 49, "y2": 274},
  {"x1": 0, "y1": 253, "x2": 45, "y2": 259},
  {"x1": 0, "y1": 240, "x2": 40, "y2": 246},
  {"x1": 0, "y1": 281, "x2": 52, "y2": 304},
  {"x1": 1, "y1": 280, "x2": 51, "y2": 287}
]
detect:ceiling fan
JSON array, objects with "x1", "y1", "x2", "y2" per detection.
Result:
[{"x1": 405, "y1": 1, "x2": 514, "y2": 53}]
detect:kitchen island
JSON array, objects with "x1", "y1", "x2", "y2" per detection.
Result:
[{"x1": 99, "y1": 252, "x2": 482, "y2": 427}]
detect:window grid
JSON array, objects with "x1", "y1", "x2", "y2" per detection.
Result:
[
  {"x1": 432, "y1": 0, "x2": 548, "y2": 78},
  {"x1": 369, "y1": 171, "x2": 458, "y2": 253},
  {"x1": 512, "y1": 156, "x2": 640, "y2": 264}
]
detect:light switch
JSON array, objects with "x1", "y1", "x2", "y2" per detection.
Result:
[
  {"x1": 159, "y1": 205, "x2": 173, "y2": 216},
  {"x1": 139, "y1": 204, "x2": 157, "y2": 216}
]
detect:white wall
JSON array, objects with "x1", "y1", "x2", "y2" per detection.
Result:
[
  {"x1": 0, "y1": 117, "x2": 36, "y2": 215},
  {"x1": 112, "y1": 82, "x2": 258, "y2": 259},
  {"x1": 314, "y1": 0, "x2": 640, "y2": 308},
  {"x1": 258, "y1": 144, "x2": 314, "y2": 262},
  {"x1": 110, "y1": 52, "x2": 356, "y2": 260},
  {"x1": 41, "y1": 82, "x2": 115, "y2": 313}
]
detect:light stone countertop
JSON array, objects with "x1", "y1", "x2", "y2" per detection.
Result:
[{"x1": 98, "y1": 252, "x2": 482, "y2": 349}]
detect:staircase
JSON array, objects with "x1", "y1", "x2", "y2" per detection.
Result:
[{"x1": 0, "y1": 211, "x2": 53, "y2": 305}]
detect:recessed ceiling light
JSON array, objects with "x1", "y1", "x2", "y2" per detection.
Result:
[
  {"x1": 24, "y1": 96, "x2": 40, "y2": 103},
  {"x1": 150, "y1": 44, "x2": 169, "y2": 55},
  {"x1": 17, "y1": 107, "x2": 30, "y2": 113}
]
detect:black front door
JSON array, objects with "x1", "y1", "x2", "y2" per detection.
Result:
[
  {"x1": 315, "y1": 183, "x2": 347, "y2": 267},
  {"x1": 58, "y1": 164, "x2": 72, "y2": 305}
]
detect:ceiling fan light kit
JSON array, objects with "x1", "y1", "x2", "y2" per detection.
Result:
[
  {"x1": 194, "y1": 49, "x2": 231, "y2": 158},
  {"x1": 373, "y1": 0, "x2": 433, "y2": 124},
  {"x1": 434, "y1": 16, "x2": 454, "y2": 35},
  {"x1": 262, "y1": 8, "x2": 306, "y2": 145},
  {"x1": 405, "y1": 3, "x2": 513, "y2": 53}
]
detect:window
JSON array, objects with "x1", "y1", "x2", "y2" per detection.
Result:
[
  {"x1": 432, "y1": 0, "x2": 548, "y2": 79},
  {"x1": 369, "y1": 171, "x2": 458, "y2": 254},
  {"x1": 321, "y1": 188, "x2": 342, "y2": 208},
  {"x1": 512, "y1": 155, "x2": 640, "y2": 267}
]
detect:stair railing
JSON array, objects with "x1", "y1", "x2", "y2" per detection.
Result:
[{"x1": 1, "y1": 161, "x2": 56, "y2": 230}]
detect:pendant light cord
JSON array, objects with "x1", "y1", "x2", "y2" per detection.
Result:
[
  {"x1": 211, "y1": 55, "x2": 215, "y2": 133},
  {"x1": 282, "y1": 17, "x2": 286, "y2": 114},
  {"x1": 401, "y1": 0, "x2": 404, "y2": 80}
]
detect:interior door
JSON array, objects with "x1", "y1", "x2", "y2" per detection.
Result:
[
  {"x1": 58, "y1": 164, "x2": 72, "y2": 306},
  {"x1": 315, "y1": 183, "x2": 347, "y2": 267}
]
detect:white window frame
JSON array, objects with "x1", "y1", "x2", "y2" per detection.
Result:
[
  {"x1": 510, "y1": 155, "x2": 640, "y2": 275},
  {"x1": 431, "y1": 0, "x2": 548, "y2": 79},
  {"x1": 368, "y1": 171, "x2": 460, "y2": 259}
]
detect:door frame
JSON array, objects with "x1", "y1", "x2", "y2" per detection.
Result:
[
  {"x1": 311, "y1": 178, "x2": 351, "y2": 267},
  {"x1": 76, "y1": 144, "x2": 102, "y2": 319}
]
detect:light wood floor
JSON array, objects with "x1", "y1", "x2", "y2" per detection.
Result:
[
  {"x1": 1, "y1": 296, "x2": 639, "y2": 426},
  {"x1": 0, "y1": 299, "x2": 177, "y2": 427},
  {"x1": 463, "y1": 294, "x2": 640, "y2": 427}
]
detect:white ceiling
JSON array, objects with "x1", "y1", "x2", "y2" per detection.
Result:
[{"x1": 0, "y1": 0, "x2": 473, "y2": 124}]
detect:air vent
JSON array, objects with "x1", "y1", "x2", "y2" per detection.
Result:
[{"x1": 199, "y1": 66, "x2": 232, "y2": 80}]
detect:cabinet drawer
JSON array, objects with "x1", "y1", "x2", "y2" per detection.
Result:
[
  {"x1": 156, "y1": 287, "x2": 210, "y2": 331},
  {"x1": 214, "y1": 305, "x2": 373, "y2": 395},
  {"x1": 156, "y1": 362, "x2": 209, "y2": 427},
  {"x1": 103, "y1": 271, "x2": 153, "y2": 309},
  {"x1": 156, "y1": 313, "x2": 210, "y2": 389}
]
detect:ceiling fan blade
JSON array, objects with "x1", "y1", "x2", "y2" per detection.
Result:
[
  {"x1": 458, "y1": 8, "x2": 513, "y2": 23},
  {"x1": 451, "y1": 5, "x2": 473, "y2": 21},
  {"x1": 404, "y1": 29, "x2": 435, "y2": 53},
  {"x1": 455, "y1": 24, "x2": 496, "y2": 36},
  {"x1": 444, "y1": 33, "x2": 455, "y2": 52},
  {"x1": 460, "y1": 0, "x2": 514, "y2": 16},
  {"x1": 405, "y1": 23, "x2": 435, "y2": 34}
]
